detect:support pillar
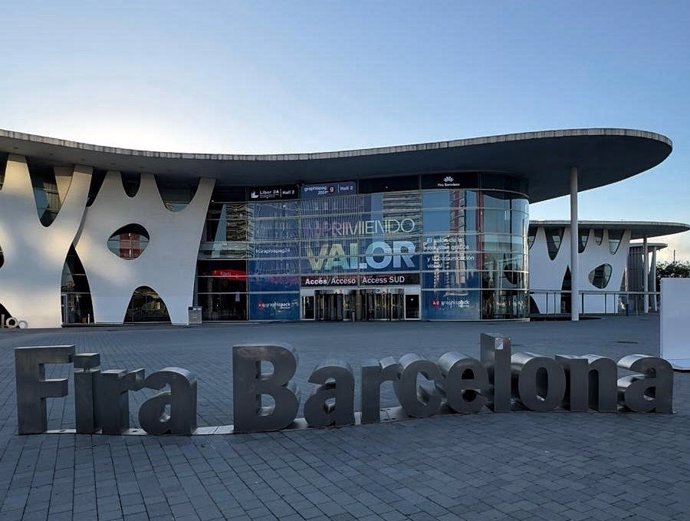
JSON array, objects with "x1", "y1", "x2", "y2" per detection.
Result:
[
  {"x1": 570, "y1": 167, "x2": 579, "y2": 321},
  {"x1": 651, "y1": 246, "x2": 658, "y2": 312},
  {"x1": 643, "y1": 237, "x2": 649, "y2": 314}
]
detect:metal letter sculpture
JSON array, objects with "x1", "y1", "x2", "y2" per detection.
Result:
[
  {"x1": 138, "y1": 368, "x2": 198, "y2": 435},
  {"x1": 15, "y1": 345, "x2": 75, "y2": 434},
  {"x1": 304, "y1": 360, "x2": 355, "y2": 427},
  {"x1": 556, "y1": 355, "x2": 618, "y2": 412},
  {"x1": 481, "y1": 333, "x2": 512, "y2": 412},
  {"x1": 95, "y1": 369, "x2": 145, "y2": 434},
  {"x1": 73, "y1": 353, "x2": 101, "y2": 433},
  {"x1": 394, "y1": 353, "x2": 443, "y2": 418},
  {"x1": 13, "y1": 335, "x2": 676, "y2": 437},
  {"x1": 511, "y1": 353, "x2": 566, "y2": 412},
  {"x1": 360, "y1": 357, "x2": 400, "y2": 423},
  {"x1": 437, "y1": 352, "x2": 489, "y2": 414},
  {"x1": 617, "y1": 355, "x2": 673, "y2": 413},
  {"x1": 232, "y1": 344, "x2": 300, "y2": 433}
]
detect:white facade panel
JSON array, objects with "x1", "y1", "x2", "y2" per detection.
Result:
[
  {"x1": 0, "y1": 155, "x2": 91, "y2": 328},
  {"x1": 74, "y1": 172, "x2": 214, "y2": 325},
  {"x1": 529, "y1": 226, "x2": 631, "y2": 314}
]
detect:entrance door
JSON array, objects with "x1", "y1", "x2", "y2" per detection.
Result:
[
  {"x1": 357, "y1": 289, "x2": 405, "y2": 321},
  {"x1": 405, "y1": 294, "x2": 420, "y2": 319},
  {"x1": 315, "y1": 291, "x2": 346, "y2": 320}
]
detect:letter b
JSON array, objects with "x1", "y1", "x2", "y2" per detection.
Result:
[{"x1": 233, "y1": 344, "x2": 300, "y2": 433}]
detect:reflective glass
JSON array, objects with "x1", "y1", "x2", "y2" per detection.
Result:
[
  {"x1": 249, "y1": 293, "x2": 300, "y2": 320},
  {"x1": 248, "y1": 201, "x2": 299, "y2": 218},
  {"x1": 249, "y1": 218, "x2": 299, "y2": 241},
  {"x1": 249, "y1": 276, "x2": 300, "y2": 292},
  {"x1": 421, "y1": 290, "x2": 480, "y2": 320},
  {"x1": 421, "y1": 271, "x2": 481, "y2": 290}
]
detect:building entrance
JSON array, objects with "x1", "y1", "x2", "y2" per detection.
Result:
[{"x1": 313, "y1": 289, "x2": 408, "y2": 321}]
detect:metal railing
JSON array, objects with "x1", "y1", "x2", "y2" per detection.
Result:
[{"x1": 529, "y1": 290, "x2": 660, "y2": 316}]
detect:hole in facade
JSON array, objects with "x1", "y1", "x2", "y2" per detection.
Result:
[
  {"x1": 125, "y1": 287, "x2": 170, "y2": 323},
  {"x1": 107, "y1": 224, "x2": 150, "y2": 259},
  {"x1": 61, "y1": 246, "x2": 94, "y2": 324},
  {"x1": 122, "y1": 173, "x2": 141, "y2": 198},
  {"x1": 589, "y1": 264, "x2": 613, "y2": 289},
  {"x1": 545, "y1": 227, "x2": 564, "y2": 260},
  {"x1": 157, "y1": 176, "x2": 198, "y2": 212},
  {"x1": 27, "y1": 160, "x2": 62, "y2": 226}
]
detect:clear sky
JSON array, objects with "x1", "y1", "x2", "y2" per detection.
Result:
[{"x1": 2, "y1": 1, "x2": 689, "y2": 260}]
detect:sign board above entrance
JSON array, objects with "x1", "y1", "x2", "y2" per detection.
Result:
[
  {"x1": 246, "y1": 184, "x2": 299, "y2": 201},
  {"x1": 301, "y1": 181, "x2": 357, "y2": 198}
]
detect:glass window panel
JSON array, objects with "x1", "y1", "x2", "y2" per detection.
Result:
[
  {"x1": 249, "y1": 293, "x2": 300, "y2": 320},
  {"x1": 249, "y1": 276, "x2": 300, "y2": 292},
  {"x1": 421, "y1": 290, "x2": 480, "y2": 320},
  {"x1": 250, "y1": 242, "x2": 300, "y2": 259},
  {"x1": 421, "y1": 271, "x2": 481, "y2": 290},
  {"x1": 481, "y1": 290, "x2": 528, "y2": 319},
  {"x1": 422, "y1": 234, "x2": 478, "y2": 254},
  {"x1": 481, "y1": 234, "x2": 526, "y2": 254},
  {"x1": 248, "y1": 201, "x2": 299, "y2": 218},
  {"x1": 197, "y1": 276, "x2": 247, "y2": 292},
  {"x1": 300, "y1": 194, "x2": 363, "y2": 215},
  {"x1": 248, "y1": 218, "x2": 299, "y2": 241},
  {"x1": 422, "y1": 251, "x2": 478, "y2": 271},
  {"x1": 197, "y1": 293, "x2": 247, "y2": 320},
  {"x1": 248, "y1": 258, "x2": 300, "y2": 275}
]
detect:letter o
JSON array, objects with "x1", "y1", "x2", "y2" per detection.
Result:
[
  {"x1": 401, "y1": 218, "x2": 415, "y2": 233},
  {"x1": 516, "y1": 356, "x2": 566, "y2": 412},
  {"x1": 5, "y1": 317, "x2": 18, "y2": 329},
  {"x1": 366, "y1": 242, "x2": 392, "y2": 270}
]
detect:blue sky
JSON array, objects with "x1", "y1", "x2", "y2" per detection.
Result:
[{"x1": 2, "y1": 1, "x2": 689, "y2": 260}]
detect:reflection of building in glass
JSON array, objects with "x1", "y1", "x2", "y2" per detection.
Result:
[{"x1": 0, "y1": 128, "x2": 680, "y2": 327}]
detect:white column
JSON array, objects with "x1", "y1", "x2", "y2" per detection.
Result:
[
  {"x1": 643, "y1": 237, "x2": 649, "y2": 314},
  {"x1": 570, "y1": 167, "x2": 579, "y2": 321},
  {"x1": 651, "y1": 247, "x2": 658, "y2": 312}
]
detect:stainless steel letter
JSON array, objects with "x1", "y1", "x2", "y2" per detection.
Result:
[
  {"x1": 138, "y1": 368, "x2": 198, "y2": 435},
  {"x1": 556, "y1": 355, "x2": 617, "y2": 412},
  {"x1": 95, "y1": 369, "x2": 145, "y2": 434},
  {"x1": 480, "y1": 334, "x2": 512, "y2": 412},
  {"x1": 15, "y1": 345, "x2": 75, "y2": 434},
  {"x1": 437, "y1": 352, "x2": 488, "y2": 414},
  {"x1": 511, "y1": 353, "x2": 566, "y2": 412},
  {"x1": 73, "y1": 353, "x2": 101, "y2": 433},
  {"x1": 360, "y1": 357, "x2": 400, "y2": 424},
  {"x1": 304, "y1": 360, "x2": 355, "y2": 428},
  {"x1": 233, "y1": 344, "x2": 300, "y2": 433},
  {"x1": 394, "y1": 354, "x2": 442, "y2": 418},
  {"x1": 617, "y1": 355, "x2": 673, "y2": 413}
]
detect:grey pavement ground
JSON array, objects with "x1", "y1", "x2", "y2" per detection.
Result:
[{"x1": 0, "y1": 316, "x2": 688, "y2": 521}]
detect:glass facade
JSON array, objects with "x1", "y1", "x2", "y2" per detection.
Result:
[{"x1": 196, "y1": 173, "x2": 529, "y2": 321}]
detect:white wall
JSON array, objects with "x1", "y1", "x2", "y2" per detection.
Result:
[
  {"x1": 660, "y1": 278, "x2": 690, "y2": 369},
  {"x1": 529, "y1": 227, "x2": 631, "y2": 314},
  {"x1": 75, "y1": 172, "x2": 214, "y2": 325},
  {"x1": 0, "y1": 155, "x2": 91, "y2": 328}
]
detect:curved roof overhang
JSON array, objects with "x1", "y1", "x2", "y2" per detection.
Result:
[
  {"x1": 529, "y1": 221, "x2": 690, "y2": 240},
  {"x1": 0, "y1": 128, "x2": 672, "y2": 203}
]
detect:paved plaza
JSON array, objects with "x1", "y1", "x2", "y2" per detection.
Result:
[{"x1": 0, "y1": 316, "x2": 688, "y2": 520}]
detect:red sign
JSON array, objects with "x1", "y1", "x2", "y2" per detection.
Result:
[{"x1": 212, "y1": 269, "x2": 247, "y2": 281}]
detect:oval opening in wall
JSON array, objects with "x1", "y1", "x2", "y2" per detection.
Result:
[{"x1": 107, "y1": 224, "x2": 150, "y2": 259}]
